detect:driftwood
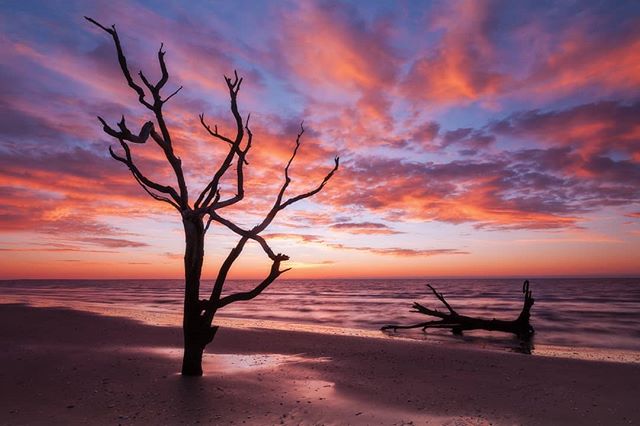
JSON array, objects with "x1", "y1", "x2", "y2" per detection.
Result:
[{"x1": 382, "y1": 280, "x2": 534, "y2": 339}]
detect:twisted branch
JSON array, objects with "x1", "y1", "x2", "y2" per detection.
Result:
[
  {"x1": 86, "y1": 16, "x2": 188, "y2": 208},
  {"x1": 108, "y1": 140, "x2": 180, "y2": 209}
]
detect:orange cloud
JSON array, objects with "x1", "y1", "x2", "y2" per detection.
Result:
[
  {"x1": 524, "y1": 19, "x2": 640, "y2": 98},
  {"x1": 401, "y1": 1, "x2": 508, "y2": 103}
]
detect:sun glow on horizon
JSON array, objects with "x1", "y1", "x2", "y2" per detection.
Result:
[{"x1": 0, "y1": 1, "x2": 639, "y2": 280}]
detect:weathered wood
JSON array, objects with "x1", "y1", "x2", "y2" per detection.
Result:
[
  {"x1": 382, "y1": 280, "x2": 535, "y2": 339},
  {"x1": 86, "y1": 17, "x2": 339, "y2": 376}
]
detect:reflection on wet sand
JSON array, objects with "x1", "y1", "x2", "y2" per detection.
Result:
[{"x1": 136, "y1": 347, "x2": 332, "y2": 374}]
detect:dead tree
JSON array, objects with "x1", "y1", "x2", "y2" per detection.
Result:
[
  {"x1": 382, "y1": 280, "x2": 534, "y2": 339},
  {"x1": 86, "y1": 18, "x2": 339, "y2": 376}
]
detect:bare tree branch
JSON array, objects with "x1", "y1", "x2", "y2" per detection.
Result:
[
  {"x1": 204, "y1": 236, "x2": 249, "y2": 316},
  {"x1": 163, "y1": 85, "x2": 183, "y2": 103},
  {"x1": 156, "y1": 43, "x2": 169, "y2": 91},
  {"x1": 196, "y1": 112, "x2": 252, "y2": 213},
  {"x1": 201, "y1": 123, "x2": 338, "y2": 310},
  {"x1": 98, "y1": 116, "x2": 153, "y2": 144},
  {"x1": 199, "y1": 113, "x2": 234, "y2": 145},
  {"x1": 218, "y1": 252, "x2": 290, "y2": 308},
  {"x1": 200, "y1": 235, "x2": 288, "y2": 322},
  {"x1": 84, "y1": 17, "x2": 153, "y2": 110},
  {"x1": 251, "y1": 129, "x2": 339, "y2": 234},
  {"x1": 130, "y1": 168, "x2": 180, "y2": 208},
  {"x1": 279, "y1": 156, "x2": 339, "y2": 209},
  {"x1": 274, "y1": 123, "x2": 305, "y2": 207},
  {"x1": 87, "y1": 16, "x2": 189, "y2": 208},
  {"x1": 215, "y1": 114, "x2": 252, "y2": 209},
  {"x1": 138, "y1": 70, "x2": 156, "y2": 95},
  {"x1": 205, "y1": 120, "x2": 339, "y2": 261},
  {"x1": 203, "y1": 191, "x2": 221, "y2": 234},
  {"x1": 427, "y1": 284, "x2": 456, "y2": 315},
  {"x1": 195, "y1": 71, "x2": 247, "y2": 210},
  {"x1": 206, "y1": 210, "x2": 276, "y2": 259},
  {"x1": 108, "y1": 141, "x2": 180, "y2": 209}
]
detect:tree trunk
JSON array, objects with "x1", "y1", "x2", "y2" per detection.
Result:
[
  {"x1": 182, "y1": 340, "x2": 204, "y2": 376},
  {"x1": 181, "y1": 214, "x2": 207, "y2": 376}
]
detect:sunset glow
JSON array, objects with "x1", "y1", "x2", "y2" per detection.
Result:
[{"x1": 1, "y1": 1, "x2": 639, "y2": 279}]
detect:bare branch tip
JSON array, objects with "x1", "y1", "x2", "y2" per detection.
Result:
[
  {"x1": 163, "y1": 86, "x2": 183, "y2": 103},
  {"x1": 84, "y1": 16, "x2": 113, "y2": 34}
]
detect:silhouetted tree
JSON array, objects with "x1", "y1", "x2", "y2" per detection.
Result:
[{"x1": 86, "y1": 17, "x2": 339, "y2": 376}]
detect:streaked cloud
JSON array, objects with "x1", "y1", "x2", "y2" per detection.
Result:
[{"x1": 0, "y1": 0, "x2": 638, "y2": 277}]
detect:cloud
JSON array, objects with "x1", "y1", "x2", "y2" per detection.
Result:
[
  {"x1": 412, "y1": 121, "x2": 441, "y2": 145},
  {"x1": 401, "y1": 1, "x2": 640, "y2": 107},
  {"x1": 325, "y1": 137, "x2": 640, "y2": 230},
  {"x1": 273, "y1": 2, "x2": 402, "y2": 129},
  {"x1": 522, "y1": 12, "x2": 640, "y2": 99},
  {"x1": 329, "y1": 222, "x2": 401, "y2": 235},
  {"x1": 491, "y1": 101, "x2": 640, "y2": 158},
  {"x1": 261, "y1": 232, "x2": 465, "y2": 258},
  {"x1": 327, "y1": 243, "x2": 468, "y2": 257},
  {"x1": 81, "y1": 237, "x2": 149, "y2": 248},
  {"x1": 0, "y1": 243, "x2": 112, "y2": 254},
  {"x1": 440, "y1": 127, "x2": 495, "y2": 155},
  {"x1": 401, "y1": 0, "x2": 509, "y2": 103},
  {"x1": 262, "y1": 233, "x2": 323, "y2": 243},
  {"x1": 1, "y1": 0, "x2": 639, "y2": 277}
]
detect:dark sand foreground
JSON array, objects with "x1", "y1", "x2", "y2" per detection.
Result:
[{"x1": 1, "y1": 304, "x2": 639, "y2": 425}]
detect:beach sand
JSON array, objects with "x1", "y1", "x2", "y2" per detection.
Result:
[{"x1": 1, "y1": 304, "x2": 638, "y2": 425}]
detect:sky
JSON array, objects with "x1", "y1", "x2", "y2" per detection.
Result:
[{"x1": 0, "y1": 0, "x2": 639, "y2": 280}]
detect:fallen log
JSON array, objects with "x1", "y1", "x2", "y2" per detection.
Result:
[{"x1": 382, "y1": 280, "x2": 534, "y2": 339}]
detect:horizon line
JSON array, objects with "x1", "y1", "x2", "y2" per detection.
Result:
[{"x1": 1, "y1": 275, "x2": 639, "y2": 281}]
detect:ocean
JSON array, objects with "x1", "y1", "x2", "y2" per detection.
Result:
[{"x1": 1, "y1": 278, "x2": 639, "y2": 356}]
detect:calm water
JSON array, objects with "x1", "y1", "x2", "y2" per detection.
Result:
[{"x1": 1, "y1": 278, "x2": 639, "y2": 353}]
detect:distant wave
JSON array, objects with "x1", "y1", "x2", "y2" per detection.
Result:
[{"x1": 1, "y1": 278, "x2": 639, "y2": 352}]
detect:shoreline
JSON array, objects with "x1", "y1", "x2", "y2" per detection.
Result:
[
  {"x1": 1, "y1": 303, "x2": 640, "y2": 425},
  {"x1": 3, "y1": 295, "x2": 639, "y2": 366}
]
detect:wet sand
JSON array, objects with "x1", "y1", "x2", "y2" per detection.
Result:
[{"x1": 1, "y1": 304, "x2": 639, "y2": 425}]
